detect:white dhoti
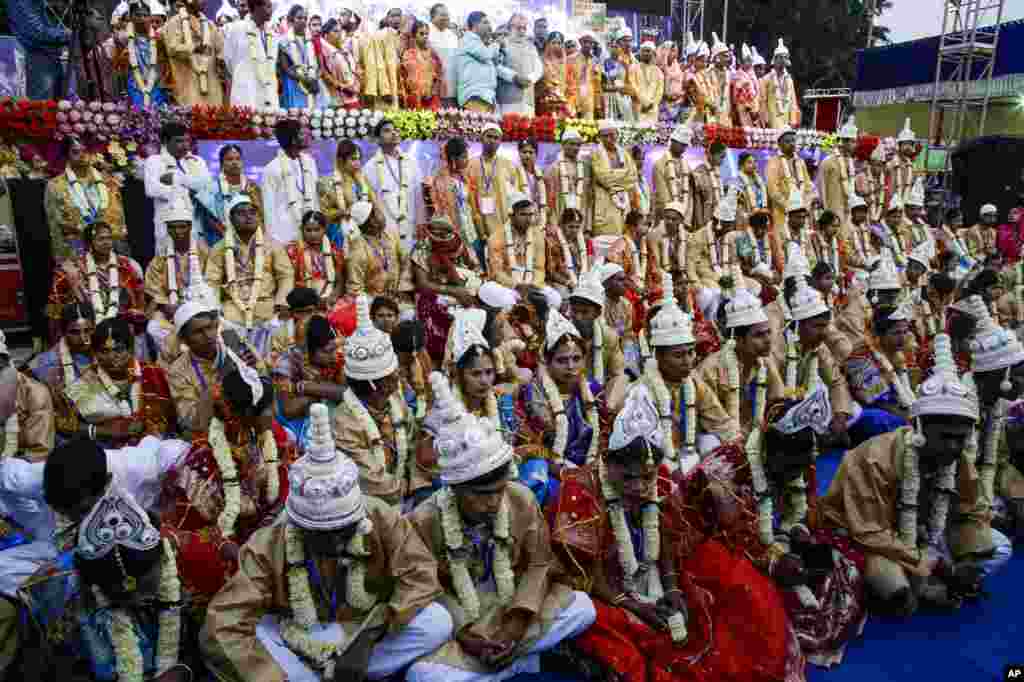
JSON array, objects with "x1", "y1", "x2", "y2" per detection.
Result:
[
  {"x1": 407, "y1": 591, "x2": 596, "y2": 682},
  {"x1": 256, "y1": 602, "x2": 453, "y2": 682}
]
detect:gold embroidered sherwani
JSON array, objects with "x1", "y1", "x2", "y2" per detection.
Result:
[
  {"x1": 687, "y1": 227, "x2": 757, "y2": 293},
  {"x1": 704, "y1": 68, "x2": 732, "y2": 126},
  {"x1": 44, "y1": 169, "x2": 126, "y2": 260},
  {"x1": 317, "y1": 171, "x2": 379, "y2": 228},
  {"x1": 408, "y1": 482, "x2": 577, "y2": 664},
  {"x1": 333, "y1": 387, "x2": 415, "y2": 505},
  {"x1": 696, "y1": 351, "x2": 785, "y2": 437},
  {"x1": 202, "y1": 499, "x2": 443, "y2": 682},
  {"x1": 544, "y1": 155, "x2": 592, "y2": 230},
  {"x1": 685, "y1": 68, "x2": 714, "y2": 123},
  {"x1": 759, "y1": 70, "x2": 800, "y2": 129},
  {"x1": 764, "y1": 153, "x2": 814, "y2": 238},
  {"x1": 820, "y1": 152, "x2": 856, "y2": 225},
  {"x1": 10, "y1": 372, "x2": 55, "y2": 462},
  {"x1": 652, "y1": 153, "x2": 694, "y2": 223},
  {"x1": 636, "y1": 373, "x2": 739, "y2": 446},
  {"x1": 344, "y1": 231, "x2": 402, "y2": 298},
  {"x1": 205, "y1": 237, "x2": 294, "y2": 326},
  {"x1": 572, "y1": 55, "x2": 601, "y2": 119},
  {"x1": 590, "y1": 145, "x2": 638, "y2": 237},
  {"x1": 487, "y1": 224, "x2": 547, "y2": 289},
  {"x1": 468, "y1": 155, "x2": 523, "y2": 241},
  {"x1": 963, "y1": 224, "x2": 997, "y2": 261},
  {"x1": 691, "y1": 165, "x2": 723, "y2": 233},
  {"x1": 627, "y1": 61, "x2": 664, "y2": 122},
  {"x1": 360, "y1": 28, "x2": 402, "y2": 107},
  {"x1": 161, "y1": 11, "x2": 226, "y2": 106},
  {"x1": 821, "y1": 427, "x2": 997, "y2": 576}
]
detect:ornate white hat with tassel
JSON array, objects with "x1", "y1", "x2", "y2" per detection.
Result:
[
  {"x1": 432, "y1": 372, "x2": 514, "y2": 485},
  {"x1": 907, "y1": 176, "x2": 926, "y2": 207},
  {"x1": 344, "y1": 294, "x2": 398, "y2": 381},
  {"x1": 910, "y1": 334, "x2": 978, "y2": 423},
  {"x1": 773, "y1": 37, "x2": 790, "y2": 58},
  {"x1": 545, "y1": 307, "x2": 583, "y2": 352},
  {"x1": 869, "y1": 248, "x2": 902, "y2": 292},
  {"x1": 723, "y1": 287, "x2": 769, "y2": 330},
  {"x1": 445, "y1": 308, "x2": 489, "y2": 369},
  {"x1": 896, "y1": 117, "x2": 916, "y2": 144},
  {"x1": 710, "y1": 31, "x2": 729, "y2": 58},
  {"x1": 789, "y1": 277, "x2": 829, "y2": 322},
  {"x1": 782, "y1": 242, "x2": 812, "y2": 282},
  {"x1": 286, "y1": 403, "x2": 367, "y2": 531},
  {"x1": 650, "y1": 272, "x2": 694, "y2": 347},
  {"x1": 964, "y1": 294, "x2": 1024, "y2": 375}
]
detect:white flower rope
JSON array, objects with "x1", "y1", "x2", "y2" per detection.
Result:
[
  {"x1": 438, "y1": 487, "x2": 514, "y2": 623},
  {"x1": 979, "y1": 401, "x2": 1005, "y2": 509},
  {"x1": 178, "y1": 9, "x2": 213, "y2": 94},
  {"x1": 65, "y1": 166, "x2": 109, "y2": 224},
  {"x1": 591, "y1": 321, "x2": 605, "y2": 386},
  {"x1": 504, "y1": 221, "x2": 535, "y2": 286},
  {"x1": 643, "y1": 363, "x2": 696, "y2": 467},
  {"x1": 281, "y1": 520, "x2": 375, "y2": 679},
  {"x1": 665, "y1": 155, "x2": 690, "y2": 206},
  {"x1": 260, "y1": 428, "x2": 280, "y2": 505},
  {"x1": 744, "y1": 360, "x2": 774, "y2": 546},
  {"x1": 86, "y1": 250, "x2": 120, "y2": 322},
  {"x1": 559, "y1": 156, "x2": 586, "y2": 212},
  {"x1": 538, "y1": 363, "x2": 600, "y2": 465},
  {"x1": 223, "y1": 225, "x2": 265, "y2": 328},
  {"x1": 342, "y1": 388, "x2": 410, "y2": 488},
  {"x1": 554, "y1": 226, "x2": 578, "y2": 289},
  {"x1": 105, "y1": 538, "x2": 182, "y2": 682},
  {"x1": 899, "y1": 425, "x2": 958, "y2": 551},
  {"x1": 248, "y1": 23, "x2": 276, "y2": 89},
  {"x1": 873, "y1": 350, "x2": 915, "y2": 410},
  {"x1": 375, "y1": 152, "x2": 410, "y2": 224},
  {"x1": 208, "y1": 417, "x2": 242, "y2": 537},
  {"x1": 127, "y1": 28, "x2": 159, "y2": 105},
  {"x1": 166, "y1": 238, "x2": 198, "y2": 307}
]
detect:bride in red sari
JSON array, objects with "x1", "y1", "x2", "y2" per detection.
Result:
[{"x1": 551, "y1": 384, "x2": 805, "y2": 682}]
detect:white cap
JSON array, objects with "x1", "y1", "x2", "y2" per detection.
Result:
[
  {"x1": 482, "y1": 121, "x2": 502, "y2": 135},
  {"x1": 640, "y1": 40, "x2": 656, "y2": 51},
  {"x1": 545, "y1": 308, "x2": 581, "y2": 352},
  {"x1": 789, "y1": 278, "x2": 829, "y2": 321},
  {"x1": 896, "y1": 117, "x2": 916, "y2": 143},
  {"x1": 773, "y1": 37, "x2": 789, "y2": 58},
  {"x1": 570, "y1": 266, "x2": 606, "y2": 309},
  {"x1": 225, "y1": 194, "x2": 255, "y2": 230},
  {"x1": 907, "y1": 177, "x2": 925, "y2": 207},
  {"x1": 598, "y1": 262, "x2": 624, "y2": 283},
  {"x1": 351, "y1": 200, "x2": 373, "y2": 227},
  {"x1": 561, "y1": 128, "x2": 583, "y2": 142},
  {"x1": 723, "y1": 288, "x2": 768, "y2": 329},
  {"x1": 431, "y1": 372, "x2": 514, "y2": 485},
  {"x1": 964, "y1": 294, "x2": 1024, "y2": 374},
  {"x1": 507, "y1": 190, "x2": 532, "y2": 211},
  {"x1": 849, "y1": 194, "x2": 868, "y2": 211},
  {"x1": 478, "y1": 281, "x2": 519, "y2": 310},
  {"x1": 869, "y1": 248, "x2": 901, "y2": 291},
  {"x1": 751, "y1": 45, "x2": 766, "y2": 66},
  {"x1": 710, "y1": 32, "x2": 729, "y2": 58},
  {"x1": 670, "y1": 124, "x2": 693, "y2": 145},
  {"x1": 980, "y1": 203, "x2": 998, "y2": 215},
  {"x1": 650, "y1": 272, "x2": 694, "y2": 347}
]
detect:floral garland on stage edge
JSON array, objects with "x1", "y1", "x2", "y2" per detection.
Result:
[{"x1": 2, "y1": 98, "x2": 859, "y2": 154}]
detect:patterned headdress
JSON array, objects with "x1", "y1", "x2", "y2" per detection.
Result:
[
  {"x1": 608, "y1": 383, "x2": 665, "y2": 451},
  {"x1": 723, "y1": 287, "x2": 769, "y2": 329},
  {"x1": 911, "y1": 333, "x2": 978, "y2": 421},
  {"x1": 869, "y1": 248, "x2": 902, "y2": 291},
  {"x1": 710, "y1": 31, "x2": 729, "y2": 57},
  {"x1": 773, "y1": 37, "x2": 790, "y2": 58},
  {"x1": 907, "y1": 176, "x2": 926, "y2": 207},
  {"x1": 670, "y1": 124, "x2": 693, "y2": 145},
  {"x1": 772, "y1": 385, "x2": 832, "y2": 435},
  {"x1": 896, "y1": 117, "x2": 916, "y2": 143},
  {"x1": 344, "y1": 295, "x2": 398, "y2": 381},
  {"x1": 286, "y1": 403, "x2": 367, "y2": 530},
  {"x1": 964, "y1": 294, "x2": 1024, "y2": 374},
  {"x1": 545, "y1": 308, "x2": 582, "y2": 352},
  {"x1": 789, "y1": 277, "x2": 829, "y2": 321},
  {"x1": 570, "y1": 264, "x2": 606, "y2": 309},
  {"x1": 432, "y1": 372, "x2": 513, "y2": 485},
  {"x1": 650, "y1": 272, "x2": 694, "y2": 347}
]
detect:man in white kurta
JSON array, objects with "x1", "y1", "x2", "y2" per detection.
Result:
[
  {"x1": 428, "y1": 4, "x2": 460, "y2": 107},
  {"x1": 143, "y1": 122, "x2": 211, "y2": 250},
  {"x1": 260, "y1": 119, "x2": 320, "y2": 245},
  {"x1": 223, "y1": 0, "x2": 278, "y2": 109},
  {"x1": 365, "y1": 119, "x2": 423, "y2": 255}
]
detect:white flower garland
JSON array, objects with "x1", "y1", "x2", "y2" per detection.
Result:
[
  {"x1": 783, "y1": 329, "x2": 819, "y2": 398},
  {"x1": 208, "y1": 417, "x2": 242, "y2": 537},
  {"x1": 722, "y1": 339, "x2": 741, "y2": 424},
  {"x1": 538, "y1": 364, "x2": 600, "y2": 465},
  {"x1": 438, "y1": 487, "x2": 514, "y2": 623},
  {"x1": 2, "y1": 413, "x2": 18, "y2": 458},
  {"x1": 65, "y1": 166, "x2": 109, "y2": 224},
  {"x1": 282, "y1": 521, "x2": 375, "y2": 678},
  {"x1": 279, "y1": 151, "x2": 318, "y2": 227},
  {"x1": 523, "y1": 166, "x2": 547, "y2": 227},
  {"x1": 740, "y1": 170, "x2": 766, "y2": 212},
  {"x1": 773, "y1": 70, "x2": 793, "y2": 116},
  {"x1": 504, "y1": 221, "x2": 535, "y2": 286},
  {"x1": 591, "y1": 321, "x2": 605, "y2": 386},
  {"x1": 555, "y1": 226, "x2": 579, "y2": 289},
  {"x1": 223, "y1": 226, "x2": 265, "y2": 328},
  {"x1": 899, "y1": 427, "x2": 958, "y2": 550},
  {"x1": 559, "y1": 157, "x2": 586, "y2": 211},
  {"x1": 287, "y1": 30, "x2": 319, "y2": 107},
  {"x1": 341, "y1": 389, "x2": 409, "y2": 489},
  {"x1": 375, "y1": 153, "x2": 410, "y2": 224},
  {"x1": 873, "y1": 350, "x2": 915, "y2": 410},
  {"x1": 59, "y1": 337, "x2": 77, "y2": 384},
  {"x1": 643, "y1": 363, "x2": 695, "y2": 467},
  {"x1": 662, "y1": 224, "x2": 687, "y2": 274},
  {"x1": 744, "y1": 360, "x2": 774, "y2": 545},
  {"x1": 86, "y1": 250, "x2": 120, "y2": 322},
  {"x1": 127, "y1": 30, "x2": 159, "y2": 105},
  {"x1": 248, "y1": 21, "x2": 276, "y2": 88},
  {"x1": 261, "y1": 428, "x2": 280, "y2": 506},
  {"x1": 96, "y1": 360, "x2": 142, "y2": 418},
  {"x1": 106, "y1": 538, "x2": 181, "y2": 682},
  {"x1": 665, "y1": 154, "x2": 689, "y2": 205},
  {"x1": 179, "y1": 9, "x2": 213, "y2": 94},
  {"x1": 979, "y1": 402, "x2": 1005, "y2": 508},
  {"x1": 166, "y1": 239, "x2": 198, "y2": 307}
]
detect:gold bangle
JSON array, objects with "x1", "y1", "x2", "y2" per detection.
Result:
[{"x1": 611, "y1": 593, "x2": 629, "y2": 605}]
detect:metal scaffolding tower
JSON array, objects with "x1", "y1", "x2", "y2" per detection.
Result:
[
  {"x1": 672, "y1": 0, "x2": 704, "y2": 47},
  {"x1": 923, "y1": 0, "x2": 1005, "y2": 192}
]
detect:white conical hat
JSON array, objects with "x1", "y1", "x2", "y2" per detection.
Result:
[
  {"x1": 716, "y1": 184, "x2": 739, "y2": 222},
  {"x1": 869, "y1": 248, "x2": 901, "y2": 291},
  {"x1": 783, "y1": 242, "x2": 811, "y2": 282},
  {"x1": 446, "y1": 307, "x2": 489, "y2": 368},
  {"x1": 427, "y1": 372, "x2": 514, "y2": 485},
  {"x1": 710, "y1": 31, "x2": 729, "y2": 57},
  {"x1": 545, "y1": 308, "x2": 582, "y2": 352},
  {"x1": 741, "y1": 43, "x2": 752, "y2": 62},
  {"x1": 786, "y1": 184, "x2": 806, "y2": 213},
  {"x1": 910, "y1": 333, "x2": 978, "y2": 421},
  {"x1": 774, "y1": 37, "x2": 789, "y2": 58},
  {"x1": 896, "y1": 117, "x2": 916, "y2": 143},
  {"x1": 964, "y1": 294, "x2": 1024, "y2": 374},
  {"x1": 789, "y1": 277, "x2": 829, "y2": 321},
  {"x1": 286, "y1": 404, "x2": 367, "y2": 531},
  {"x1": 850, "y1": 194, "x2": 868, "y2": 211},
  {"x1": 344, "y1": 295, "x2": 398, "y2": 381},
  {"x1": 723, "y1": 287, "x2": 768, "y2": 329},
  {"x1": 697, "y1": 41, "x2": 710, "y2": 58},
  {"x1": 684, "y1": 31, "x2": 698, "y2": 56},
  {"x1": 650, "y1": 272, "x2": 694, "y2": 347},
  {"x1": 837, "y1": 115, "x2": 858, "y2": 140},
  {"x1": 570, "y1": 265, "x2": 606, "y2": 309},
  {"x1": 751, "y1": 45, "x2": 766, "y2": 66},
  {"x1": 907, "y1": 176, "x2": 925, "y2": 207},
  {"x1": 670, "y1": 124, "x2": 693, "y2": 145}
]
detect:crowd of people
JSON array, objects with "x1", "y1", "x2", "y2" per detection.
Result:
[
  {"x1": 73, "y1": 0, "x2": 799, "y2": 126},
  {"x1": 2, "y1": 2, "x2": 1024, "y2": 682}
]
